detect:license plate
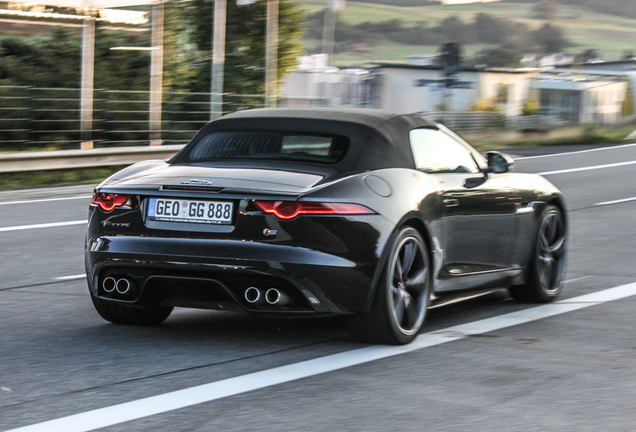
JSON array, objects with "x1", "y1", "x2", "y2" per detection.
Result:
[{"x1": 147, "y1": 198, "x2": 233, "y2": 225}]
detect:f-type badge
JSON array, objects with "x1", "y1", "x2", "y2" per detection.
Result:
[
  {"x1": 263, "y1": 229, "x2": 277, "y2": 237},
  {"x1": 181, "y1": 179, "x2": 213, "y2": 186}
]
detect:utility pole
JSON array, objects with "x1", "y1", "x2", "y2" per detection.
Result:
[
  {"x1": 80, "y1": 4, "x2": 95, "y2": 150},
  {"x1": 211, "y1": 0, "x2": 227, "y2": 120},
  {"x1": 322, "y1": 0, "x2": 344, "y2": 66},
  {"x1": 149, "y1": 0, "x2": 164, "y2": 145},
  {"x1": 265, "y1": 0, "x2": 279, "y2": 108},
  {"x1": 322, "y1": 7, "x2": 335, "y2": 65}
]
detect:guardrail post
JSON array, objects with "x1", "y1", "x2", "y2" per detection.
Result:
[
  {"x1": 149, "y1": 0, "x2": 164, "y2": 146},
  {"x1": 80, "y1": 10, "x2": 96, "y2": 150},
  {"x1": 27, "y1": 86, "x2": 35, "y2": 150}
]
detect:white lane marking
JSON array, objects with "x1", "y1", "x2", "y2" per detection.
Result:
[
  {"x1": 0, "y1": 195, "x2": 92, "y2": 206},
  {"x1": 536, "y1": 160, "x2": 636, "y2": 176},
  {"x1": 596, "y1": 196, "x2": 636, "y2": 207},
  {"x1": 0, "y1": 220, "x2": 87, "y2": 233},
  {"x1": 8, "y1": 281, "x2": 636, "y2": 432},
  {"x1": 53, "y1": 274, "x2": 87, "y2": 281},
  {"x1": 515, "y1": 142, "x2": 636, "y2": 160}
]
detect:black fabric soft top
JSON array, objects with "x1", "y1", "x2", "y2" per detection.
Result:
[{"x1": 170, "y1": 108, "x2": 438, "y2": 179}]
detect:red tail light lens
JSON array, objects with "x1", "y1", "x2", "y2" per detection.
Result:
[
  {"x1": 91, "y1": 193, "x2": 131, "y2": 212},
  {"x1": 253, "y1": 200, "x2": 374, "y2": 220}
]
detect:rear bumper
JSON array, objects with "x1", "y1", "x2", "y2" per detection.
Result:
[{"x1": 85, "y1": 235, "x2": 381, "y2": 315}]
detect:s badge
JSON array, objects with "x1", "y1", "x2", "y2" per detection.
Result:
[{"x1": 263, "y1": 229, "x2": 277, "y2": 237}]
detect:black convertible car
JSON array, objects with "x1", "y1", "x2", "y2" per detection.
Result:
[{"x1": 85, "y1": 108, "x2": 566, "y2": 344}]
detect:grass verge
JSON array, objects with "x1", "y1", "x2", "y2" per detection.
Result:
[
  {"x1": 463, "y1": 124, "x2": 636, "y2": 151},
  {"x1": 0, "y1": 166, "x2": 127, "y2": 192}
]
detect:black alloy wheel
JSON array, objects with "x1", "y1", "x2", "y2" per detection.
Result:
[
  {"x1": 351, "y1": 227, "x2": 431, "y2": 345},
  {"x1": 510, "y1": 205, "x2": 566, "y2": 303}
]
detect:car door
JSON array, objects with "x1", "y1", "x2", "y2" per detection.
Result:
[{"x1": 410, "y1": 128, "x2": 519, "y2": 286}]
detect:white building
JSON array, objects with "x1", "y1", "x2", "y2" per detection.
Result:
[
  {"x1": 555, "y1": 59, "x2": 636, "y2": 116},
  {"x1": 281, "y1": 62, "x2": 631, "y2": 124},
  {"x1": 370, "y1": 64, "x2": 538, "y2": 117},
  {"x1": 282, "y1": 67, "x2": 374, "y2": 108},
  {"x1": 533, "y1": 74, "x2": 627, "y2": 124}
]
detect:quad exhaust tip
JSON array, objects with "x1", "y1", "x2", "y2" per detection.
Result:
[
  {"x1": 116, "y1": 278, "x2": 131, "y2": 294},
  {"x1": 245, "y1": 287, "x2": 262, "y2": 304},
  {"x1": 102, "y1": 277, "x2": 132, "y2": 295},
  {"x1": 102, "y1": 277, "x2": 117, "y2": 293},
  {"x1": 245, "y1": 287, "x2": 291, "y2": 306},
  {"x1": 265, "y1": 288, "x2": 291, "y2": 306}
]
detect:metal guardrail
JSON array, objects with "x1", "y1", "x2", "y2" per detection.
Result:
[{"x1": 0, "y1": 144, "x2": 184, "y2": 173}]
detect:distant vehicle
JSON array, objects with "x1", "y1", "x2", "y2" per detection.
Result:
[{"x1": 85, "y1": 108, "x2": 567, "y2": 345}]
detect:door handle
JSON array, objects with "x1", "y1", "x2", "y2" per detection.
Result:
[{"x1": 444, "y1": 198, "x2": 459, "y2": 207}]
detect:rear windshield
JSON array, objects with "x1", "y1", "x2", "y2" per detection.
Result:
[{"x1": 188, "y1": 131, "x2": 349, "y2": 164}]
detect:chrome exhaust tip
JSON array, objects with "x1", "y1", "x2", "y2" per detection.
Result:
[
  {"x1": 116, "y1": 278, "x2": 131, "y2": 294},
  {"x1": 245, "y1": 287, "x2": 262, "y2": 304},
  {"x1": 102, "y1": 277, "x2": 117, "y2": 293},
  {"x1": 265, "y1": 288, "x2": 290, "y2": 306}
]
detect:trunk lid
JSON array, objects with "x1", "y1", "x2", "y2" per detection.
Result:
[{"x1": 104, "y1": 164, "x2": 325, "y2": 195}]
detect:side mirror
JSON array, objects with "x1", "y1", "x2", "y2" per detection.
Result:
[{"x1": 484, "y1": 151, "x2": 514, "y2": 174}]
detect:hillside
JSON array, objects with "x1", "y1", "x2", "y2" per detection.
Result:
[{"x1": 297, "y1": 0, "x2": 636, "y2": 66}]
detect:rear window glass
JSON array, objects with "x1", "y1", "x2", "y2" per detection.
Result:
[{"x1": 188, "y1": 131, "x2": 349, "y2": 164}]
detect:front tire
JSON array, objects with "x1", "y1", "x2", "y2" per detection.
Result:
[
  {"x1": 351, "y1": 227, "x2": 431, "y2": 345},
  {"x1": 510, "y1": 205, "x2": 566, "y2": 303},
  {"x1": 91, "y1": 296, "x2": 173, "y2": 326}
]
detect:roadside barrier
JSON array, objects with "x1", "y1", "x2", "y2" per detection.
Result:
[{"x1": 0, "y1": 144, "x2": 184, "y2": 173}]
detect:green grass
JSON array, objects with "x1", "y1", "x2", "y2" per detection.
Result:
[
  {"x1": 0, "y1": 166, "x2": 126, "y2": 191},
  {"x1": 463, "y1": 123, "x2": 636, "y2": 151},
  {"x1": 300, "y1": 1, "x2": 636, "y2": 64},
  {"x1": 333, "y1": 43, "x2": 497, "y2": 66}
]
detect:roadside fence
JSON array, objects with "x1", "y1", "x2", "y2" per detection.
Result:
[
  {"x1": 3, "y1": 86, "x2": 634, "y2": 153},
  {"x1": 424, "y1": 111, "x2": 580, "y2": 133},
  {"x1": 0, "y1": 86, "x2": 266, "y2": 151}
]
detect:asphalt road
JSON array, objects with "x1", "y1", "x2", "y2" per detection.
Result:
[{"x1": 2, "y1": 142, "x2": 636, "y2": 431}]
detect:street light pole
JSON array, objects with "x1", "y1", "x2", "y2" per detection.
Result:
[
  {"x1": 322, "y1": 7, "x2": 334, "y2": 65},
  {"x1": 149, "y1": 0, "x2": 164, "y2": 146},
  {"x1": 322, "y1": 0, "x2": 344, "y2": 66},
  {"x1": 265, "y1": 0, "x2": 279, "y2": 108},
  {"x1": 80, "y1": 4, "x2": 95, "y2": 150},
  {"x1": 211, "y1": 0, "x2": 226, "y2": 120}
]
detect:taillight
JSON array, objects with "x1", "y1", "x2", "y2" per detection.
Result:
[
  {"x1": 91, "y1": 193, "x2": 131, "y2": 212},
  {"x1": 253, "y1": 200, "x2": 374, "y2": 220}
]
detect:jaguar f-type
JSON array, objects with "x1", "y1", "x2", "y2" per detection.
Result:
[{"x1": 85, "y1": 108, "x2": 567, "y2": 344}]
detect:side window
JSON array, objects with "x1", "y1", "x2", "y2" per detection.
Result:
[{"x1": 409, "y1": 129, "x2": 480, "y2": 174}]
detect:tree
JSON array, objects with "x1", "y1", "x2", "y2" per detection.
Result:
[
  {"x1": 534, "y1": 24, "x2": 568, "y2": 54},
  {"x1": 474, "y1": 13, "x2": 511, "y2": 44},
  {"x1": 182, "y1": 0, "x2": 303, "y2": 98},
  {"x1": 439, "y1": 16, "x2": 473, "y2": 44},
  {"x1": 94, "y1": 25, "x2": 151, "y2": 91},
  {"x1": 475, "y1": 47, "x2": 522, "y2": 67},
  {"x1": 532, "y1": 1, "x2": 558, "y2": 20},
  {"x1": 0, "y1": 28, "x2": 80, "y2": 87}
]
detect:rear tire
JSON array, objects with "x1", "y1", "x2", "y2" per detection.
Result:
[
  {"x1": 350, "y1": 227, "x2": 431, "y2": 345},
  {"x1": 91, "y1": 296, "x2": 173, "y2": 326},
  {"x1": 509, "y1": 205, "x2": 566, "y2": 303}
]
